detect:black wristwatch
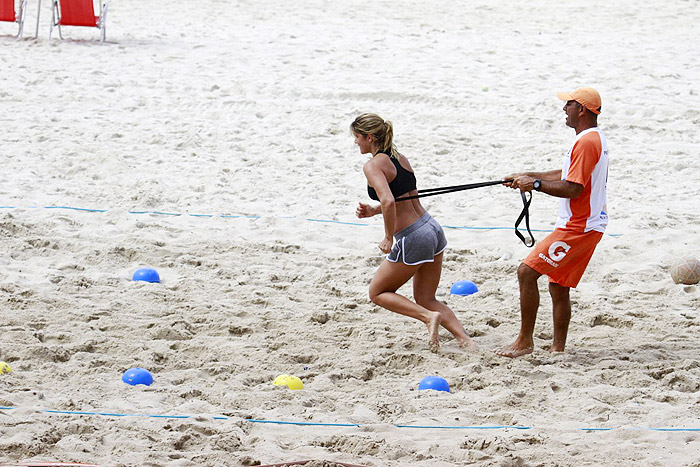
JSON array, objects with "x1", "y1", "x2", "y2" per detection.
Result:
[{"x1": 533, "y1": 179, "x2": 542, "y2": 191}]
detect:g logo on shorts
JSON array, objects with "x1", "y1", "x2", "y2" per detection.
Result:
[
  {"x1": 548, "y1": 241, "x2": 571, "y2": 262},
  {"x1": 524, "y1": 230, "x2": 603, "y2": 288}
]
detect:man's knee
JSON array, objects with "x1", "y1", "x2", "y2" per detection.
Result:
[{"x1": 518, "y1": 263, "x2": 540, "y2": 283}]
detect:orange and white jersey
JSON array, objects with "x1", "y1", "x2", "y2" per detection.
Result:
[{"x1": 555, "y1": 127, "x2": 609, "y2": 233}]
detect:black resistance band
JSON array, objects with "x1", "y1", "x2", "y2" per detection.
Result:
[{"x1": 395, "y1": 179, "x2": 535, "y2": 247}]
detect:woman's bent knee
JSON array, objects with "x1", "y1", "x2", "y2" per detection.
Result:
[
  {"x1": 415, "y1": 295, "x2": 436, "y2": 308},
  {"x1": 368, "y1": 286, "x2": 387, "y2": 305}
]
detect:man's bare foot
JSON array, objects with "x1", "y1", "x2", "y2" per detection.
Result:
[
  {"x1": 426, "y1": 311, "x2": 442, "y2": 353},
  {"x1": 494, "y1": 342, "x2": 534, "y2": 358},
  {"x1": 549, "y1": 341, "x2": 566, "y2": 353}
]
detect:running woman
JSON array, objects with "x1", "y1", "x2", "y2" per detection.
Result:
[{"x1": 351, "y1": 113, "x2": 476, "y2": 352}]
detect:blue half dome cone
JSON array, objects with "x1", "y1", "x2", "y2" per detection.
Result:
[
  {"x1": 132, "y1": 268, "x2": 160, "y2": 283},
  {"x1": 450, "y1": 280, "x2": 478, "y2": 296},
  {"x1": 418, "y1": 376, "x2": 450, "y2": 392},
  {"x1": 122, "y1": 367, "x2": 154, "y2": 386}
]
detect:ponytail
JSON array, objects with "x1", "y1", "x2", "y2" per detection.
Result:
[{"x1": 381, "y1": 120, "x2": 398, "y2": 158}]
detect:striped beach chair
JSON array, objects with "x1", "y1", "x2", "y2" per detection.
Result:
[
  {"x1": 49, "y1": 0, "x2": 110, "y2": 43},
  {"x1": 0, "y1": 0, "x2": 27, "y2": 39}
]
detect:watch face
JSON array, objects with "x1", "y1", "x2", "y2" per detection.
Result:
[{"x1": 534, "y1": 180, "x2": 541, "y2": 190}]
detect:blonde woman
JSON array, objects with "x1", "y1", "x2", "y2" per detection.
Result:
[{"x1": 351, "y1": 113, "x2": 476, "y2": 352}]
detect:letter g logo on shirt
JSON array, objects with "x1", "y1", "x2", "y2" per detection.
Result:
[{"x1": 548, "y1": 241, "x2": 571, "y2": 262}]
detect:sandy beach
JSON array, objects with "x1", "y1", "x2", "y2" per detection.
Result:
[{"x1": 1, "y1": 0, "x2": 700, "y2": 465}]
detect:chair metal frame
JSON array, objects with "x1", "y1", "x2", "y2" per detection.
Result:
[
  {"x1": 49, "y1": 0, "x2": 110, "y2": 44},
  {"x1": 0, "y1": 0, "x2": 28, "y2": 39}
]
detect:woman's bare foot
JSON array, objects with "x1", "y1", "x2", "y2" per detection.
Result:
[
  {"x1": 426, "y1": 311, "x2": 442, "y2": 353},
  {"x1": 494, "y1": 342, "x2": 534, "y2": 358},
  {"x1": 457, "y1": 336, "x2": 478, "y2": 351}
]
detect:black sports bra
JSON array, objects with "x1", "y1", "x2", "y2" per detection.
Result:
[{"x1": 367, "y1": 154, "x2": 417, "y2": 201}]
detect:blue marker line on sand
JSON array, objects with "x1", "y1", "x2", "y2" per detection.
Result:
[
  {"x1": 129, "y1": 210, "x2": 182, "y2": 216},
  {"x1": 45, "y1": 206, "x2": 108, "y2": 213},
  {"x1": 247, "y1": 419, "x2": 360, "y2": 427},
  {"x1": 394, "y1": 424, "x2": 531, "y2": 430},
  {"x1": 306, "y1": 218, "x2": 370, "y2": 227},
  {"x1": 0, "y1": 205, "x2": 622, "y2": 236},
  {"x1": 5, "y1": 407, "x2": 698, "y2": 431}
]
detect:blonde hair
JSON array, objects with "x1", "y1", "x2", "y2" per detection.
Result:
[{"x1": 350, "y1": 113, "x2": 398, "y2": 158}]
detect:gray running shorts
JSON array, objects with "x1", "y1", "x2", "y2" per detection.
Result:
[{"x1": 387, "y1": 212, "x2": 447, "y2": 265}]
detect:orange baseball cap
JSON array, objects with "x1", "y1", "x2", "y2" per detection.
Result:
[{"x1": 557, "y1": 87, "x2": 601, "y2": 114}]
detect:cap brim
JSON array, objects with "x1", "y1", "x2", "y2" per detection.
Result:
[{"x1": 557, "y1": 92, "x2": 573, "y2": 101}]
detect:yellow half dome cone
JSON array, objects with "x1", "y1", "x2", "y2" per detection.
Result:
[
  {"x1": 273, "y1": 374, "x2": 303, "y2": 390},
  {"x1": 0, "y1": 362, "x2": 12, "y2": 374}
]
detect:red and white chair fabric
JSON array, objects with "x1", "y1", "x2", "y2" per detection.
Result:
[
  {"x1": 50, "y1": 0, "x2": 110, "y2": 43},
  {"x1": 0, "y1": 0, "x2": 28, "y2": 39}
]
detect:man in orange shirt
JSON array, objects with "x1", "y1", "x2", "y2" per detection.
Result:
[{"x1": 496, "y1": 87, "x2": 609, "y2": 358}]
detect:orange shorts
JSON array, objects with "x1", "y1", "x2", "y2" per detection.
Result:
[{"x1": 522, "y1": 229, "x2": 603, "y2": 288}]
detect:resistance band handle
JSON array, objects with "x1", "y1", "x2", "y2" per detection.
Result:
[{"x1": 514, "y1": 191, "x2": 535, "y2": 247}]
